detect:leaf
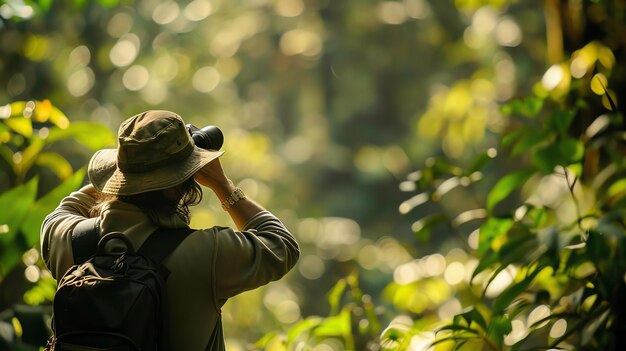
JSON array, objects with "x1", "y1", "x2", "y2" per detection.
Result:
[
  {"x1": 486, "y1": 169, "x2": 535, "y2": 212},
  {"x1": 313, "y1": 307, "x2": 351, "y2": 338},
  {"x1": 0, "y1": 178, "x2": 38, "y2": 274},
  {"x1": 47, "y1": 104, "x2": 70, "y2": 128},
  {"x1": 471, "y1": 248, "x2": 499, "y2": 283},
  {"x1": 4, "y1": 118, "x2": 33, "y2": 137},
  {"x1": 532, "y1": 137, "x2": 584, "y2": 174},
  {"x1": 254, "y1": 331, "x2": 280, "y2": 349},
  {"x1": 501, "y1": 96, "x2": 544, "y2": 118},
  {"x1": 546, "y1": 110, "x2": 576, "y2": 133},
  {"x1": 23, "y1": 277, "x2": 56, "y2": 305},
  {"x1": 327, "y1": 279, "x2": 347, "y2": 316},
  {"x1": 511, "y1": 130, "x2": 550, "y2": 157},
  {"x1": 98, "y1": 0, "x2": 121, "y2": 8},
  {"x1": 474, "y1": 232, "x2": 536, "y2": 285},
  {"x1": 492, "y1": 266, "x2": 544, "y2": 313},
  {"x1": 426, "y1": 157, "x2": 464, "y2": 177},
  {"x1": 606, "y1": 178, "x2": 626, "y2": 204},
  {"x1": 488, "y1": 314, "x2": 512, "y2": 348},
  {"x1": 582, "y1": 309, "x2": 610, "y2": 345},
  {"x1": 36, "y1": 0, "x2": 53, "y2": 12},
  {"x1": 412, "y1": 213, "x2": 447, "y2": 243},
  {"x1": 20, "y1": 169, "x2": 86, "y2": 247},
  {"x1": 586, "y1": 231, "x2": 611, "y2": 265},
  {"x1": 497, "y1": 233, "x2": 536, "y2": 263},
  {"x1": 46, "y1": 122, "x2": 115, "y2": 151},
  {"x1": 467, "y1": 150, "x2": 496, "y2": 174},
  {"x1": 286, "y1": 317, "x2": 322, "y2": 343},
  {"x1": 35, "y1": 152, "x2": 74, "y2": 180},
  {"x1": 14, "y1": 139, "x2": 44, "y2": 179},
  {"x1": 501, "y1": 129, "x2": 525, "y2": 149},
  {"x1": 454, "y1": 307, "x2": 487, "y2": 331},
  {"x1": 0, "y1": 144, "x2": 15, "y2": 178},
  {"x1": 478, "y1": 217, "x2": 514, "y2": 255},
  {"x1": 0, "y1": 178, "x2": 38, "y2": 241},
  {"x1": 437, "y1": 324, "x2": 480, "y2": 334}
]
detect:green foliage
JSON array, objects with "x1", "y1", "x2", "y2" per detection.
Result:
[
  {"x1": 2, "y1": 0, "x2": 626, "y2": 350},
  {"x1": 393, "y1": 63, "x2": 626, "y2": 351},
  {"x1": 0, "y1": 102, "x2": 113, "y2": 273},
  {"x1": 257, "y1": 273, "x2": 381, "y2": 350},
  {"x1": 0, "y1": 101, "x2": 114, "y2": 349}
]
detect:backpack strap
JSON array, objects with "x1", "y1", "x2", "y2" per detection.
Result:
[
  {"x1": 138, "y1": 226, "x2": 195, "y2": 266},
  {"x1": 137, "y1": 226, "x2": 195, "y2": 351},
  {"x1": 72, "y1": 219, "x2": 194, "y2": 267},
  {"x1": 71, "y1": 218, "x2": 100, "y2": 264}
]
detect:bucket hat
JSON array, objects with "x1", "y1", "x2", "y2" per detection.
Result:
[{"x1": 88, "y1": 110, "x2": 224, "y2": 195}]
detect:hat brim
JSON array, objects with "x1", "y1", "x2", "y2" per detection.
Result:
[{"x1": 88, "y1": 147, "x2": 224, "y2": 196}]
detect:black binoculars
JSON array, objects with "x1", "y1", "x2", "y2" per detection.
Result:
[{"x1": 186, "y1": 124, "x2": 224, "y2": 151}]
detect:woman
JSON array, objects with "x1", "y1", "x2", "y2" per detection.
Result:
[{"x1": 40, "y1": 110, "x2": 300, "y2": 350}]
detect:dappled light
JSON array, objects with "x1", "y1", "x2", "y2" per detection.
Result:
[{"x1": 2, "y1": 0, "x2": 626, "y2": 350}]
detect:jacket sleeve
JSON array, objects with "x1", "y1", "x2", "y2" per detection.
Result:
[
  {"x1": 212, "y1": 211, "x2": 300, "y2": 298},
  {"x1": 40, "y1": 189, "x2": 96, "y2": 279}
]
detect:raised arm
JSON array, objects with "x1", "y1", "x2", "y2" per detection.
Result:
[{"x1": 194, "y1": 158, "x2": 300, "y2": 298}]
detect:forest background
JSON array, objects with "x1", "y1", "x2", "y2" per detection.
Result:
[{"x1": 1, "y1": 0, "x2": 625, "y2": 350}]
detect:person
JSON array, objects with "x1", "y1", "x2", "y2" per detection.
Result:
[{"x1": 40, "y1": 110, "x2": 300, "y2": 350}]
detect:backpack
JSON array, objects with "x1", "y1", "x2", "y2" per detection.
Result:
[{"x1": 47, "y1": 218, "x2": 193, "y2": 351}]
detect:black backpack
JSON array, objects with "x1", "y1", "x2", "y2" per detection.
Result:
[{"x1": 47, "y1": 218, "x2": 193, "y2": 351}]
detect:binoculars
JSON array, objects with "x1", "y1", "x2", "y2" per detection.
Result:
[{"x1": 186, "y1": 124, "x2": 224, "y2": 151}]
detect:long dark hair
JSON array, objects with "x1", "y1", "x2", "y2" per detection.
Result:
[{"x1": 89, "y1": 177, "x2": 203, "y2": 223}]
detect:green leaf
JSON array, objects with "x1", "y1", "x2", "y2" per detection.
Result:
[
  {"x1": 607, "y1": 178, "x2": 626, "y2": 203},
  {"x1": 582, "y1": 309, "x2": 610, "y2": 345},
  {"x1": 467, "y1": 150, "x2": 496, "y2": 174},
  {"x1": 471, "y1": 248, "x2": 499, "y2": 283},
  {"x1": 488, "y1": 315, "x2": 512, "y2": 348},
  {"x1": 35, "y1": 0, "x2": 53, "y2": 12},
  {"x1": 586, "y1": 231, "x2": 612, "y2": 265},
  {"x1": 46, "y1": 122, "x2": 115, "y2": 151},
  {"x1": 547, "y1": 110, "x2": 576, "y2": 133},
  {"x1": 412, "y1": 213, "x2": 447, "y2": 243},
  {"x1": 0, "y1": 177, "x2": 38, "y2": 274},
  {"x1": 4, "y1": 118, "x2": 33, "y2": 137},
  {"x1": 20, "y1": 169, "x2": 86, "y2": 247},
  {"x1": 511, "y1": 130, "x2": 550, "y2": 157},
  {"x1": 454, "y1": 307, "x2": 487, "y2": 331},
  {"x1": 497, "y1": 233, "x2": 536, "y2": 263},
  {"x1": 478, "y1": 217, "x2": 514, "y2": 255},
  {"x1": 492, "y1": 266, "x2": 544, "y2": 313},
  {"x1": 14, "y1": 139, "x2": 44, "y2": 179},
  {"x1": 532, "y1": 137, "x2": 584, "y2": 174},
  {"x1": 473, "y1": 232, "x2": 536, "y2": 284},
  {"x1": 313, "y1": 307, "x2": 351, "y2": 338},
  {"x1": 23, "y1": 276, "x2": 56, "y2": 305},
  {"x1": 501, "y1": 129, "x2": 525, "y2": 149},
  {"x1": 486, "y1": 169, "x2": 535, "y2": 212},
  {"x1": 97, "y1": 0, "x2": 120, "y2": 8},
  {"x1": 0, "y1": 178, "x2": 38, "y2": 241},
  {"x1": 253, "y1": 331, "x2": 280, "y2": 349},
  {"x1": 437, "y1": 324, "x2": 480, "y2": 334},
  {"x1": 501, "y1": 96, "x2": 544, "y2": 118},
  {"x1": 35, "y1": 152, "x2": 74, "y2": 180},
  {"x1": 327, "y1": 279, "x2": 347, "y2": 316},
  {"x1": 0, "y1": 144, "x2": 15, "y2": 175},
  {"x1": 286, "y1": 317, "x2": 322, "y2": 343}
]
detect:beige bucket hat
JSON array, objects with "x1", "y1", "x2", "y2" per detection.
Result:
[{"x1": 88, "y1": 110, "x2": 224, "y2": 195}]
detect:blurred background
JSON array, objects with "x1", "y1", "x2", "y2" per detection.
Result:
[{"x1": 1, "y1": 0, "x2": 625, "y2": 350}]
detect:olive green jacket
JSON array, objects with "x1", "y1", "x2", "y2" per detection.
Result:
[{"x1": 40, "y1": 189, "x2": 300, "y2": 350}]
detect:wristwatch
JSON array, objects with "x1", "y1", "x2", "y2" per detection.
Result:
[{"x1": 221, "y1": 188, "x2": 246, "y2": 211}]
